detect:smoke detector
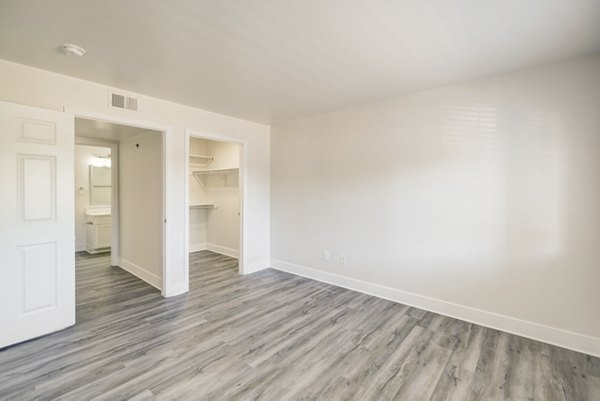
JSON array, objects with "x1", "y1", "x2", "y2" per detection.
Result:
[{"x1": 62, "y1": 43, "x2": 86, "y2": 57}]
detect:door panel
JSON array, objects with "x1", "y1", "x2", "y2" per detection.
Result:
[
  {"x1": 0, "y1": 101, "x2": 75, "y2": 348},
  {"x1": 21, "y1": 242, "x2": 57, "y2": 313},
  {"x1": 18, "y1": 154, "x2": 57, "y2": 221},
  {"x1": 18, "y1": 117, "x2": 57, "y2": 145}
]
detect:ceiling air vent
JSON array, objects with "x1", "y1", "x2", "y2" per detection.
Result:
[{"x1": 109, "y1": 91, "x2": 138, "y2": 111}]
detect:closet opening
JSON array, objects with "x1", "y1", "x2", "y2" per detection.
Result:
[
  {"x1": 186, "y1": 134, "x2": 244, "y2": 280},
  {"x1": 74, "y1": 117, "x2": 165, "y2": 294}
]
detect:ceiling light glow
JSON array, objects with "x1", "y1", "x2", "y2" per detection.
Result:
[{"x1": 90, "y1": 156, "x2": 111, "y2": 168}]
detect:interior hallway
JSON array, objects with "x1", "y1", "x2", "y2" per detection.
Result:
[{"x1": 0, "y1": 252, "x2": 598, "y2": 400}]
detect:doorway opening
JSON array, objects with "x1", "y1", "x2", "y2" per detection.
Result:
[
  {"x1": 74, "y1": 117, "x2": 165, "y2": 293},
  {"x1": 186, "y1": 134, "x2": 243, "y2": 279}
]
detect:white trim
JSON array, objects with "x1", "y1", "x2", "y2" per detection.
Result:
[
  {"x1": 244, "y1": 260, "x2": 270, "y2": 275},
  {"x1": 270, "y1": 259, "x2": 600, "y2": 358},
  {"x1": 119, "y1": 258, "x2": 162, "y2": 290},
  {"x1": 184, "y1": 132, "x2": 191, "y2": 279},
  {"x1": 206, "y1": 243, "x2": 239, "y2": 259},
  {"x1": 184, "y1": 129, "x2": 248, "y2": 277},
  {"x1": 188, "y1": 242, "x2": 239, "y2": 258},
  {"x1": 65, "y1": 107, "x2": 169, "y2": 132},
  {"x1": 75, "y1": 136, "x2": 119, "y2": 146},
  {"x1": 167, "y1": 282, "x2": 189, "y2": 297}
]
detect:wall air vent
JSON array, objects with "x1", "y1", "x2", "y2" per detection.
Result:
[
  {"x1": 126, "y1": 97, "x2": 138, "y2": 111},
  {"x1": 111, "y1": 93, "x2": 125, "y2": 109},
  {"x1": 109, "y1": 91, "x2": 139, "y2": 112}
]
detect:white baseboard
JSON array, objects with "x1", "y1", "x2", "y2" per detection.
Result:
[
  {"x1": 243, "y1": 259, "x2": 270, "y2": 274},
  {"x1": 188, "y1": 242, "x2": 239, "y2": 259},
  {"x1": 75, "y1": 242, "x2": 87, "y2": 252},
  {"x1": 189, "y1": 242, "x2": 207, "y2": 253},
  {"x1": 119, "y1": 257, "x2": 162, "y2": 291},
  {"x1": 270, "y1": 259, "x2": 600, "y2": 358},
  {"x1": 163, "y1": 281, "x2": 188, "y2": 298},
  {"x1": 206, "y1": 243, "x2": 239, "y2": 259}
]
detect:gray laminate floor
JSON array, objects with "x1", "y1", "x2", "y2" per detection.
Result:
[{"x1": 0, "y1": 251, "x2": 599, "y2": 400}]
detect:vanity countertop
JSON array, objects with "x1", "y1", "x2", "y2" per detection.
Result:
[{"x1": 85, "y1": 208, "x2": 111, "y2": 217}]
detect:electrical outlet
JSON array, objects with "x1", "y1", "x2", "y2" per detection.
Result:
[
  {"x1": 339, "y1": 255, "x2": 347, "y2": 264},
  {"x1": 322, "y1": 251, "x2": 330, "y2": 262}
]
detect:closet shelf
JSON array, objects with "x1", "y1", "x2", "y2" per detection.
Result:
[
  {"x1": 192, "y1": 167, "x2": 238, "y2": 176},
  {"x1": 189, "y1": 154, "x2": 214, "y2": 165},
  {"x1": 189, "y1": 204, "x2": 218, "y2": 209}
]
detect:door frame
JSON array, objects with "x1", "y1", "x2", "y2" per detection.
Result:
[
  {"x1": 66, "y1": 108, "x2": 176, "y2": 296},
  {"x1": 74, "y1": 137, "x2": 119, "y2": 266},
  {"x1": 184, "y1": 129, "x2": 248, "y2": 276}
]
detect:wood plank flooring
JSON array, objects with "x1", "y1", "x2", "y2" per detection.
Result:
[{"x1": 0, "y1": 251, "x2": 599, "y2": 400}]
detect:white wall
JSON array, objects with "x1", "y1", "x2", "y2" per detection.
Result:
[
  {"x1": 271, "y1": 53, "x2": 600, "y2": 356},
  {"x1": 74, "y1": 144, "x2": 111, "y2": 251},
  {"x1": 119, "y1": 131, "x2": 163, "y2": 287},
  {"x1": 189, "y1": 138, "x2": 240, "y2": 257},
  {"x1": 205, "y1": 140, "x2": 241, "y2": 256},
  {"x1": 205, "y1": 171, "x2": 240, "y2": 255},
  {"x1": 206, "y1": 140, "x2": 241, "y2": 170},
  {"x1": 0, "y1": 58, "x2": 270, "y2": 295}
]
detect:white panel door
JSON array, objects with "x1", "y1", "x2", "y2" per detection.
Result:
[{"x1": 0, "y1": 101, "x2": 75, "y2": 348}]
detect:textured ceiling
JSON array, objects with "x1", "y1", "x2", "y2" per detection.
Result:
[{"x1": 1, "y1": 0, "x2": 599, "y2": 123}]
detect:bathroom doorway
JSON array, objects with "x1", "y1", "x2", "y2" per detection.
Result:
[{"x1": 74, "y1": 117, "x2": 165, "y2": 292}]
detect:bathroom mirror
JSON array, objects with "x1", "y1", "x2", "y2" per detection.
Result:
[{"x1": 90, "y1": 166, "x2": 111, "y2": 206}]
